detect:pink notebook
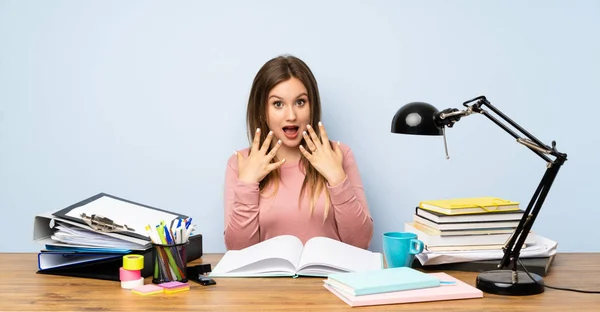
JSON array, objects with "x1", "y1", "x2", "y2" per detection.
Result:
[{"x1": 323, "y1": 272, "x2": 483, "y2": 307}]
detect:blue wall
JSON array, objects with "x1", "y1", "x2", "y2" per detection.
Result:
[{"x1": 1, "y1": 0, "x2": 598, "y2": 253}]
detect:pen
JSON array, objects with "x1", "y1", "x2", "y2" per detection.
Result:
[
  {"x1": 145, "y1": 225, "x2": 161, "y2": 244},
  {"x1": 164, "y1": 225, "x2": 174, "y2": 245}
]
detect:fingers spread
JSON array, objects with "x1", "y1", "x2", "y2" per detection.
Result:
[
  {"x1": 251, "y1": 128, "x2": 261, "y2": 153},
  {"x1": 302, "y1": 131, "x2": 317, "y2": 151},
  {"x1": 267, "y1": 139, "x2": 282, "y2": 159},
  {"x1": 334, "y1": 141, "x2": 343, "y2": 158},
  {"x1": 299, "y1": 145, "x2": 313, "y2": 160},
  {"x1": 260, "y1": 130, "x2": 274, "y2": 153},
  {"x1": 266, "y1": 158, "x2": 286, "y2": 172},
  {"x1": 306, "y1": 124, "x2": 322, "y2": 147},
  {"x1": 318, "y1": 121, "x2": 329, "y2": 145}
]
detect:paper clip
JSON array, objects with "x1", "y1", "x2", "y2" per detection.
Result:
[{"x1": 81, "y1": 213, "x2": 135, "y2": 233}]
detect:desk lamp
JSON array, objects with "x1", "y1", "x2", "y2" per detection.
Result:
[{"x1": 391, "y1": 95, "x2": 567, "y2": 296}]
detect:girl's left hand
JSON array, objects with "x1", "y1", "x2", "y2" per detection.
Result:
[{"x1": 300, "y1": 122, "x2": 346, "y2": 186}]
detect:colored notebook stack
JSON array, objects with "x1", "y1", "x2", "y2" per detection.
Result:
[
  {"x1": 406, "y1": 196, "x2": 533, "y2": 251},
  {"x1": 323, "y1": 267, "x2": 483, "y2": 307}
]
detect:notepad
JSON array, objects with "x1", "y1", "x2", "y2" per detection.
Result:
[
  {"x1": 132, "y1": 284, "x2": 164, "y2": 296},
  {"x1": 158, "y1": 281, "x2": 190, "y2": 294},
  {"x1": 325, "y1": 267, "x2": 440, "y2": 296}
]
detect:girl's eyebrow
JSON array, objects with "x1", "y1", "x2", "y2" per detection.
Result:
[{"x1": 268, "y1": 92, "x2": 308, "y2": 100}]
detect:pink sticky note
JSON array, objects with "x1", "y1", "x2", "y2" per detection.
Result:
[
  {"x1": 158, "y1": 281, "x2": 189, "y2": 289},
  {"x1": 132, "y1": 284, "x2": 164, "y2": 296}
]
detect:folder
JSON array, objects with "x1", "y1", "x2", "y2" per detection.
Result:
[
  {"x1": 36, "y1": 233, "x2": 203, "y2": 281},
  {"x1": 38, "y1": 251, "x2": 126, "y2": 271},
  {"x1": 33, "y1": 192, "x2": 191, "y2": 250}
]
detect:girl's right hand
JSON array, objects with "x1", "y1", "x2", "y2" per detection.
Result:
[{"x1": 236, "y1": 128, "x2": 286, "y2": 184}]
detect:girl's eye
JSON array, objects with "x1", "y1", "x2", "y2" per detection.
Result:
[
  {"x1": 273, "y1": 101, "x2": 283, "y2": 108},
  {"x1": 296, "y1": 99, "x2": 306, "y2": 106}
]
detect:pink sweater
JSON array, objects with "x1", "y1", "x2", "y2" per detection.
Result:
[{"x1": 223, "y1": 142, "x2": 374, "y2": 250}]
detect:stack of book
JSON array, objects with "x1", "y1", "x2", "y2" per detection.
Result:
[
  {"x1": 405, "y1": 196, "x2": 556, "y2": 276},
  {"x1": 323, "y1": 267, "x2": 483, "y2": 307},
  {"x1": 405, "y1": 196, "x2": 532, "y2": 251}
]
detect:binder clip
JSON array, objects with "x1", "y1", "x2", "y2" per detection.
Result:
[{"x1": 81, "y1": 213, "x2": 135, "y2": 233}]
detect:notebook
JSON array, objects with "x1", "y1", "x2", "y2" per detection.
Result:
[
  {"x1": 324, "y1": 272, "x2": 483, "y2": 307},
  {"x1": 325, "y1": 267, "x2": 440, "y2": 296},
  {"x1": 419, "y1": 197, "x2": 520, "y2": 215}
]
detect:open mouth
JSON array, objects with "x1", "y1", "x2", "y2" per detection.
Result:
[{"x1": 282, "y1": 126, "x2": 300, "y2": 139}]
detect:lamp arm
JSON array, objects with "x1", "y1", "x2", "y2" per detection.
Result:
[
  {"x1": 463, "y1": 96, "x2": 558, "y2": 162},
  {"x1": 435, "y1": 95, "x2": 568, "y2": 275},
  {"x1": 499, "y1": 160, "x2": 564, "y2": 271}
]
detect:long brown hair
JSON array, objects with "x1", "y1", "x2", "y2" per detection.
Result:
[{"x1": 246, "y1": 55, "x2": 331, "y2": 220}]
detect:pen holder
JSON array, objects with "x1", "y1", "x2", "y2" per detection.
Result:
[{"x1": 152, "y1": 241, "x2": 189, "y2": 284}]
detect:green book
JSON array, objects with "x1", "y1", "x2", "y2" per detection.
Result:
[{"x1": 325, "y1": 267, "x2": 441, "y2": 296}]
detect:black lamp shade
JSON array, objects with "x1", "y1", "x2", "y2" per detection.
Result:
[{"x1": 391, "y1": 102, "x2": 442, "y2": 136}]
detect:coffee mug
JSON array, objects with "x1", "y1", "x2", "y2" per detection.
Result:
[{"x1": 382, "y1": 232, "x2": 424, "y2": 268}]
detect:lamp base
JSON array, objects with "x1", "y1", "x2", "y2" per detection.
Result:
[{"x1": 476, "y1": 269, "x2": 544, "y2": 296}]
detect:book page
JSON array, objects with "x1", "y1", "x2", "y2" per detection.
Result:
[
  {"x1": 210, "y1": 235, "x2": 304, "y2": 276},
  {"x1": 297, "y1": 237, "x2": 382, "y2": 276}
]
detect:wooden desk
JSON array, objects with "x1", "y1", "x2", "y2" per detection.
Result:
[{"x1": 1, "y1": 253, "x2": 599, "y2": 311}]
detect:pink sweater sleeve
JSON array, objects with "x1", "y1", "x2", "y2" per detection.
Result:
[
  {"x1": 327, "y1": 144, "x2": 374, "y2": 249},
  {"x1": 223, "y1": 151, "x2": 261, "y2": 250}
]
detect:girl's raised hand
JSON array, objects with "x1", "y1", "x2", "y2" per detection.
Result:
[
  {"x1": 237, "y1": 128, "x2": 286, "y2": 184},
  {"x1": 300, "y1": 122, "x2": 346, "y2": 186}
]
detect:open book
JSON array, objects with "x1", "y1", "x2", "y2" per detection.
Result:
[{"x1": 210, "y1": 235, "x2": 383, "y2": 277}]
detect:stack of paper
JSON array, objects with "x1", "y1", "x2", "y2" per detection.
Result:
[{"x1": 415, "y1": 232, "x2": 557, "y2": 266}]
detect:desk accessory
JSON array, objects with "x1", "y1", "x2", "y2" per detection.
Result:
[
  {"x1": 391, "y1": 95, "x2": 567, "y2": 295},
  {"x1": 187, "y1": 264, "x2": 216, "y2": 285},
  {"x1": 119, "y1": 254, "x2": 144, "y2": 289},
  {"x1": 191, "y1": 276, "x2": 217, "y2": 286},
  {"x1": 146, "y1": 219, "x2": 193, "y2": 284}
]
